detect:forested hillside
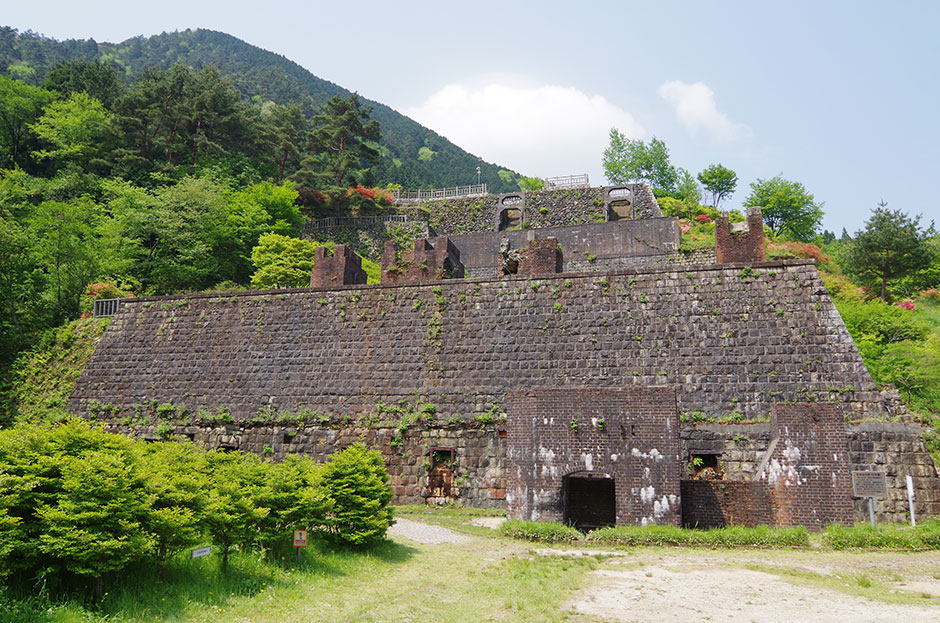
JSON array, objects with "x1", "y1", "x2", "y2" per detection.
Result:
[{"x1": 0, "y1": 27, "x2": 521, "y2": 191}]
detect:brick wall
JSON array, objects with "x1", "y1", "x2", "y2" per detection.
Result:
[
  {"x1": 419, "y1": 184, "x2": 662, "y2": 236},
  {"x1": 847, "y1": 422, "x2": 940, "y2": 521},
  {"x1": 506, "y1": 387, "x2": 681, "y2": 526},
  {"x1": 716, "y1": 207, "x2": 765, "y2": 264},
  {"x1": 380, "y1": 237, "x2": 464, "y2": 284},
  {"x1": 680, "y1": 481, "x2": 773, "y2": 528},
  {"x1": 761, "y1": 403, "x2": 854, "y2": 528},
  {"x1": 310, "y1": 244, "x2": 367, "y2": 287},
  {"x1": 516, "y1": 237, "x2": 562, "y2": 275}
]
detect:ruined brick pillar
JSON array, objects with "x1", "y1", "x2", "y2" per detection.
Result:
[
  {"x1": 309, "y1": 244, "x2": 367, "y2": 287},
  {"x1": 716, "y1": 206, "x2": 765, "y2": 263},
  {"x1": 517, "y1": 236, "x2": 563, "y2": 275},
  {"x1": 381, "y1": 237, "x2": 464, "y2": 284}
]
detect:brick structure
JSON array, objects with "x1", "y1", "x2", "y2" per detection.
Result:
[
  {"x1": 516, "y1": 237, "x2": 562, "y2": 275},
  {"x1": 71, "y1": 257, "x2": 938, "y2": 524},
  {"x1": 506, "y1": 387, "x2": 681, "y2": 527},
  {"x1": 381, "y1": 237, "x2": 465, "y2": 284},
  {"x1": 716, "y1": 206, "x2": 765, "y2": 264},
  {"x1": 680, "y1": 481, "x2": 773, "y2": 528},
  {"x1": 760, "y1": 403, "x2": 854, "y2": 528},
  {"x1": 310, "y1": 244, "x2": 367, "y2": 287}
]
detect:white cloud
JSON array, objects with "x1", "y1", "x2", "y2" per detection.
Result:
[
  {"x1": 658, "y1": 80, "x2": 752, "y2": 142},
  {"x1": 405, "y1": 82, "x2": 644, "y2": 181}
]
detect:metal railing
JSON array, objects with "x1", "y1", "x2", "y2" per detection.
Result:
[
  {"x1": 545, "y1": 174, "x2": 590, "y2": 189},
  {"x1": 302, "y1": 214, "x2": 415, "y2": 232},
  {"x1": 393, "y1": 184, "x2": 488, "y2": 203},
  {"x1": 94, "y1": 298, "x2": 123, "y2": 317}
]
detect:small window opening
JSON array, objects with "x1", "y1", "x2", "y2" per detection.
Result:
[{"x1": 688, "y1": 452, "x2": 722, "y2": 480}]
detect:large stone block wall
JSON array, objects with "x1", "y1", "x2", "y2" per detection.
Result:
[
  {"x1": 506, "y1": 387, "x2": 681, "y2": 526},
  {"x1": 847, "y1": 422, "x2": 940, "y2": 520},
  {"x1": 71, "y1": 259, "x2": 890, "y2": 429}
]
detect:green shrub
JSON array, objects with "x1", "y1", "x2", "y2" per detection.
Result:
[
  {"x1": 498, "y1": 520, "x2": 582, "y2": 543},
  {"x1": 823, "y1": 520, "x2": 940, "y2": 550},
  {"x1": 319, "y1": 443, "x2": 393, "y2": 546},
  {"x1": 587, "y1": 524, "x2": 809, "y2": 548}
]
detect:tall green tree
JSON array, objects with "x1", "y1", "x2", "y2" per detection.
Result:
[
  {"x1": 697, "y1": 163, "x2": 737, "y2": 209},
  {"x1": 0, "y1": 75, "x2": 56, "y2": 169},
  {"x1": 293, "y1": 93, "x2": 380, "y2": 195},
  {"x1": 28, "y1": 198, "x2": 102, "y2": 323},
  {"x1": 29, "y1": 91, "x2": 111, "y2": 166},
  {"x1": 43, "y1": 59, "x2": 123, "y2": 108},
  {"x1": 744, "y1": 175, "x2": 822, "y2": 241},
  {"x1": 602, "y1": 129, "x2": 676, "y2": 192},
  {"x1": 842, "y1": 203, "x2": 935, "y2": 301}
]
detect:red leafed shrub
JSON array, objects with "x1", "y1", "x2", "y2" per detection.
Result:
[
  {"x1": 922, "y1": 288, "x2": 940, "y2": 303},
  {"x1": 893, "y1": 298, "x2": 916, "y2": 310},
  {"x1": 346, "y1": 185, "x2": 394, "y2": 206},
  {"x1": 85, "y1": 282, "x2": 132, "y2": 299},
  {"x1": 766, "y1": 241, "x2": 829, "y2": 264},
  {"x1": 694, "y1": 214, "x2": 712, "y2": 223}
]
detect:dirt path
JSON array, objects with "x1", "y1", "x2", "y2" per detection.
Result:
[
  {"x1": 386, "y1": 517, "x2": 940, "y2": 622},
  {"x1": 387, "y1": 517, "x2": 475, "y2": 545},
  {"x1": 566, "y1": 551, "x2": 940, "y2": 623}
]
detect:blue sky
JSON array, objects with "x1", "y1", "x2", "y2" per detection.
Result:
[{"x1": 6, "y1": 0, "x2": 939, "y2": 233}]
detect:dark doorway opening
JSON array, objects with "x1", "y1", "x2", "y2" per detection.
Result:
[
  {"x1": 498, "y1": 208, "x2": 522, "y2": 231},
  {"x1": 427, "y1": 447, "x2": 455, "y2": 502},
  {"x1": 564, "y1": 473, "x2": 616, "y2": 530}
]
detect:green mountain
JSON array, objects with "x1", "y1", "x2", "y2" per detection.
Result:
[{"x1": 0, "y1": 26, "x2": 520, "y2": 191}]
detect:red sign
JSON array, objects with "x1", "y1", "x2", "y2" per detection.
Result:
[{"x1": 293, "y1": 529, "x2": 307, "y2": 548}]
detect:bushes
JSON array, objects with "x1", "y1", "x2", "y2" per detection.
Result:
[
  {"x1": 499, "y1": 521, "x2": 809, "y2": 548},
  {"x1": 823, "y1": 520, "x2": 940, "y2": 550},
  {"x1": 587, "y1": 524, "x2": 809, "y2": 548},
  {"x1": 0, "y1": 421, "x2": 394, "y2": 595},
  {"x1": 498, "y1": 520, "x2": 582, "y2": 543}
]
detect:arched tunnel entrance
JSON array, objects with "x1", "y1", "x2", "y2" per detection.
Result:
[{"x1": 564, "y1": 472, "x2": 616, "y2": 530}]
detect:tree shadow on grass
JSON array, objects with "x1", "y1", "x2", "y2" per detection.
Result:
[{"x1": 0, "y1": 536, "x2": 419, "y2": 622}]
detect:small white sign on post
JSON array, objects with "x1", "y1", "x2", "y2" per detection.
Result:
[
  {"x1": 906, "y1": 475, "x2": 916, "y2": 527},
  {"x1": 191, "y1": 546, "x2": 211, "y2": 559}
]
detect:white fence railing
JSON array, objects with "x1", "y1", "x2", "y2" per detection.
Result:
[
  {"x1": 393, "y1": 184, "x2": 488, "y2": 203},
  {"x1": 302, "y1": 214, "x2": 416, "y2": 232},
  {"x1": 93, "y1": 298, "x2": 123, "y2": 317},
  {"x1": 544, "y1": 174, "x2": 589, "y2": 189}
]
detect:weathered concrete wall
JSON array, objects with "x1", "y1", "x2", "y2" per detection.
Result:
[
  {"x1": 449, "y1": 218, "x2": 681, "y2": 277},
  {"x1": 506, "y1": 387, "x2": 681, "y2": 526}
]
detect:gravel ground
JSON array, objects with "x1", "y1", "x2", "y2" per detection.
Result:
[{"x1": 387, "y1": 517, "x2": 475, "y2": 545}]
